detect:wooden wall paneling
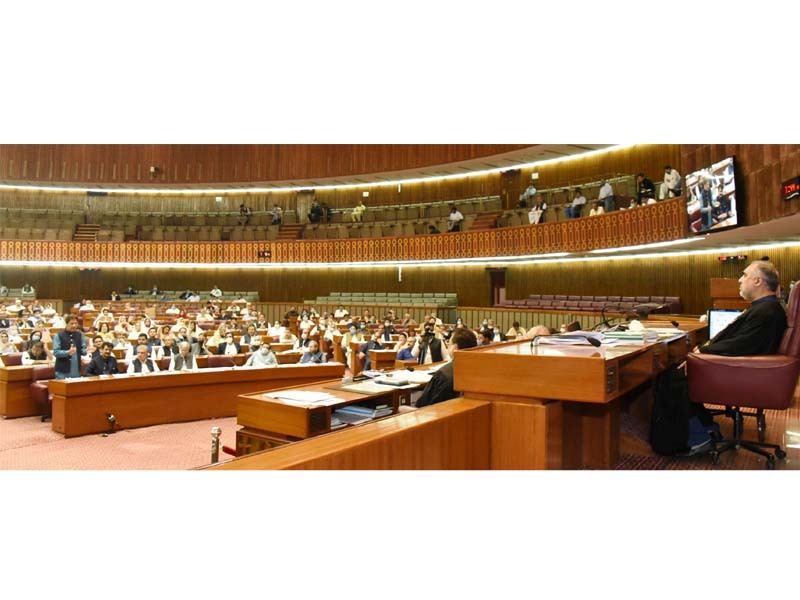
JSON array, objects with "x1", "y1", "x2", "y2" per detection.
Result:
[
  {"x1": 504, "y1": 246, "x2": 800, "y2": 315},
  {"x1": 0, "y1": 145, "x2": 531, "y2": 185}
]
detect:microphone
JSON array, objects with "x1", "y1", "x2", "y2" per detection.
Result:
[
  {"x1": 670, "y1": 320, "x2": 680, "y2": 328},
  {"x1": 592, "y1": 305, "x2": 614, "y2": 331}
]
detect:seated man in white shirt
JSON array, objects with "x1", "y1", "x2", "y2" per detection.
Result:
[
  {"x1": 210, "y1": 285, "x2": 223, "y2": 299},
  {"x1": 169, "y1": 342, "x2": 198, "y2": 371},
  {"x1": 196, "y1": 309, "x2": 214, "y2": 323},
  {"x1": 165, "y1": 304, "x2": 180, "y2": 316},
  {"x1": 244, "y1": 342, "x2": 279, "y2": 367},
  {"x1": 127, "y1": 344, "x2": 161, "y2": 373},
  {"x1": 7, "y1": 299, "x2": 25, "y2": 315}
]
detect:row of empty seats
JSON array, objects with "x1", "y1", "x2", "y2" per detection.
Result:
[
  {"x1": 302, "y1": 217, "x2": 477, "y2": 240},
  {"x1": 0, "y1": 227, "x2": 74, "y2": 241},
  {"x1": 498, "y1": 294, "x2": 681, "y2": 313}
]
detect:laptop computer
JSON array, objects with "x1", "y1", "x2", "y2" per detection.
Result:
[{"x1": 707, "y1": 308, "x2": 743, "y2": 339}]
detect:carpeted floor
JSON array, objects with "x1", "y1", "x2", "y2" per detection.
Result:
[{"x1": 0, "y1": 415, "x2": 239, "y2": 469}]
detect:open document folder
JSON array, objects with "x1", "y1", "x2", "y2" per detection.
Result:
[{"x1": 534, "y1": 331, "x2": 604, "y2": 346}]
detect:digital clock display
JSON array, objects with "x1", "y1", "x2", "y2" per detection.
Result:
[{"x1": 783, "y1": 176, "x2": 800, "y2": 201}]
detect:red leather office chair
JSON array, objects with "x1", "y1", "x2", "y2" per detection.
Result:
[
  {"x1": 29, "y1": 364, "x2": 56, "y2": 422},
  {"x1": 687, "y1": 286, "x2": 800, "y2": 468}
]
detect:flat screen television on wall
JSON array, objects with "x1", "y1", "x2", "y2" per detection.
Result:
[{"x1": 685, "y1": 156, "x2": 739, "y2": 234}]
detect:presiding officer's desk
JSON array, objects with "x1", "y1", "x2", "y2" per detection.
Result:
[
  {"x1": 454, "y1": 324, "x2": 705, "y2": 469},
  {"x1": 48, "y1": 362, "x2": 345, "y2": 438}
]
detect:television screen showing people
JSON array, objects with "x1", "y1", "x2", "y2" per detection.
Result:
[{"x1": 685, "y1": 156, "x2": 738, "y2": 233}]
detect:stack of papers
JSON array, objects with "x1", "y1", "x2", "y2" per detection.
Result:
[{"x1": 262, "y1": 390, "x2": 336, "y2": 405}]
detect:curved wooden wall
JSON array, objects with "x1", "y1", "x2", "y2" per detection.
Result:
[
  {"x1": 0, "y1": 198, "x2": 686, "y2": 264},
  {"x1": 0, "y1": 144, "x2": 530, "y2": 185}
]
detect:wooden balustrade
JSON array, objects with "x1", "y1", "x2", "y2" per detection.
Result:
[{"x1": 0, "y1": 198, "x2": 686, "y2": 264}]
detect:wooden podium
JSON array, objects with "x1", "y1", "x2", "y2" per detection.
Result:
[{"x1": 454, "y1": 331, "x2": 698, "y2": 469}]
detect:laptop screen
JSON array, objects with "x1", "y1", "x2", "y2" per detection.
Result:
[{"x1": 708, "y1": 309, "x2": 743, "y2": 339}]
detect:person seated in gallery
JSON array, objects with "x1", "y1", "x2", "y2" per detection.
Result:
[
  {"x1": 564, "y1": 188, "x2": 587, "y2": 219},
  {"x1": 271, "y1": 204, "x2": 283, "y2": 225},
  {"x1": 428, "y1": 224, "x2": 441, "y2": 234},
  {"x1": 447, "y1": 205, "x2": 464, "y2": 232},
  {"x1": 169, "y1": 342, "x2": 199, "y2": 371},
  {"x1": 244, "y1": 341, "x2": 278, "y2": 367},
  {"x1": 22, "y1": 340, "x2": 53, "y2": 365},
  {"x1": 20, "y1": 283, "x2": 35, "y2": 297},
  {"x1": 351, "y1": 200, "x2": 367, "y2": 223},
  {"x1": 216, "y1": 334, "x2": 241, "y2": 356},
  {"x1": 84, "y1": 342, "x2": 120, "y2": 376},
  {"x1": 109, "y1": 290, "x2": 121, "y2": 301},
  {"x1": 528, "y1": 197, "x2": 547, "y2": 224},
  {"x1": 589, "y1": 200, "x2": 605, "y2": 216},
  {"x1": 636, "y1": 172, "x2": 656, "y2": 205},
  {"x1": 298, "y1": 340, "x2": 327, "y2": 364},
  {"x1": 149, "y1": 285, "x2": 161, "y2": 296},
  {"x1": 238, "y1": 203, "x2": 252, "y2": 225},
  {"x1": 210, "y1": 285, "x2": 223, "y2": 299},
  {"x1": 415, "y1": 328, "x2": 478, "y2": 408},
  {"x1": 308, "y1": 201, "x2": 324, "y2": 223},
  {"x1": 127, "y1": 344, "x2": 160, "y2": 374},
  {"x1": 125, "y1": 284, "x2": 137, "y2": 295}
]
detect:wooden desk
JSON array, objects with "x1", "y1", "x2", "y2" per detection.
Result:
[
  {"x1": 370, "y1": 349, "x2": 398, "y2": 371},
  {"x1": 0, "y1": 365, "x2": 37, "y2": 418},
  {"x1": 48, "y1": 362, "x2": 345, "y2": 438},
  {"x1": 207, "y1": 398, "x2": 491, "y2": 470},
  {"x1": 275, "y1": 351, "x2": 303, "y2": 365},
  {"x1": 454, "y1": 327, "x2": 702, "y2": 469},
  {"x1": 236, "y1": 379, "x2": 401, "y2": 453}
]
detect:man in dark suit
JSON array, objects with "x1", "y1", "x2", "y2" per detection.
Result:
[
  {"x1": 84, "y1": 342, "x2": 120, "y2": 376},
  {"x1": 696, "y1": 260, "x2": 787, "y2": 356},
  {"x1": 416, "y1": 328, "x2": 477, "y2": 408}
]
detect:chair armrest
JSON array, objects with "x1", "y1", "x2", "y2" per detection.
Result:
[{"x1": 687, "y1": 353, "x2": 800, "y2": 410}]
